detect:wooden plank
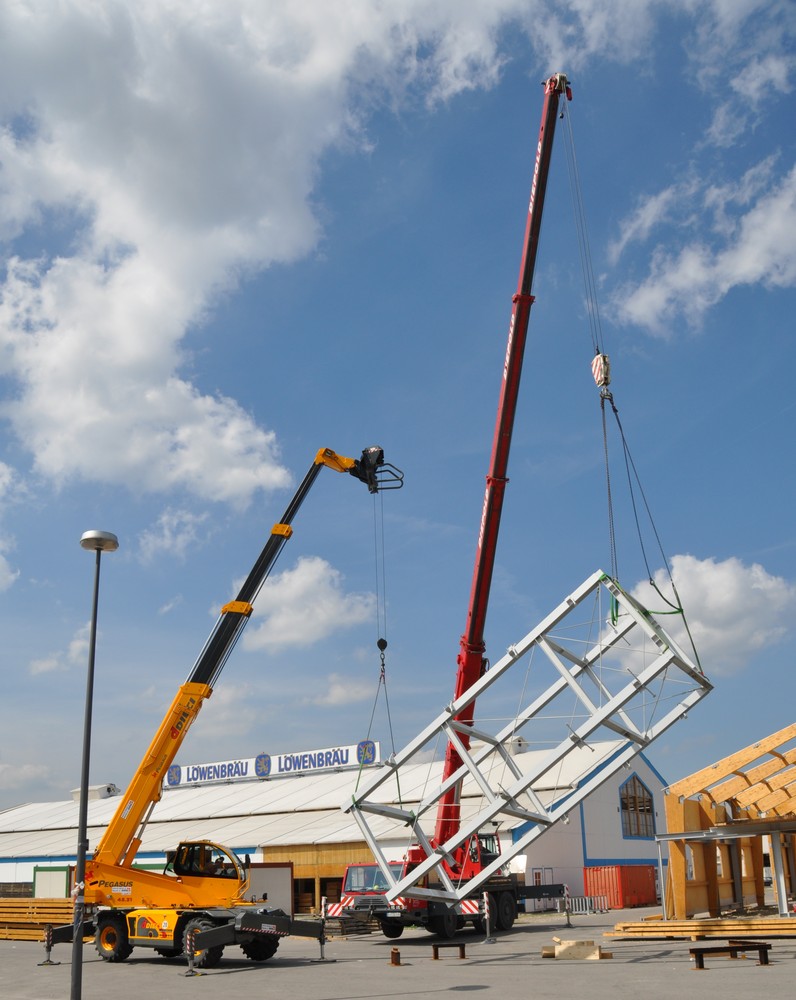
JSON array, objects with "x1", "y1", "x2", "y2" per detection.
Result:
[
  {"x1": 754, "y1": 782, "x2": 796, "y2": 813},
  {"x1": 0, "y1": 928, "x2": 47, "y2": 942},
  {"x1": 0, "y1": 898, "x2": 73, "y2": 941},
  {"x1": 705, "y1": 750, "x2": 796, "y2": 805},
  {"x1": 667, "y1": 723, "x2": 796, "y2": 799},
  {"x1": 609, "y1": 916, "x2": 796, "y2": 940},
  {"x1": 553, "y1": 939, "x2": 609, "y2": 960}
]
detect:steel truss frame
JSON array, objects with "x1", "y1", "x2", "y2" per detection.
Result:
[{"x1": 342, "y1": 569, "x2": 712, "y2": 905}]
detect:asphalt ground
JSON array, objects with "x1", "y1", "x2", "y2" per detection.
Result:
[{"x1": 4, "y1": 906, "x2": 794, "y2": 1000}]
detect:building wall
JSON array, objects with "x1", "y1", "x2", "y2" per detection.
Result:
[
  {"x1": 0, "y1": 754, "x2": 671, "y2": 909},
  {"x1": 518, "y1": 756, "x2": 668, "y2": 897},
  {"x1": 517, "y1": 806, "x2": 586, "y2": 895},
  {"x1": 262, "y1": 840, "x2": 369, "y2": 912},
  {"x1": 0, "y1": 861, "x2": 42, "y2": 886}
]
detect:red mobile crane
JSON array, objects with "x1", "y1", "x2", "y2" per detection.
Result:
[
  {"x1": 436, "y1": 70, "x2": 571, "y2": 850},
  {"x1": 340, "y1": 73, "x2": 572, "y2": 937}
]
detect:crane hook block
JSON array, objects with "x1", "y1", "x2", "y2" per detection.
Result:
[
  {"x1": 591, "y1": 353, "x2": 611, "y2": 388},
  {"x1": 350, "y1": 446, "x2": 404, "y2": 494}
]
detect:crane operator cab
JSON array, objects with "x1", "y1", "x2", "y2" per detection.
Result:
[{"x1": 167, "y1": 841, "x2": 245, "y2": 880}]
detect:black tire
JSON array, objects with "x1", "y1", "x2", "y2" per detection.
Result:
[
  {"x1": 183, "y1": 917, "x2": 225, "y2": 969},
  {"x1": 155, "y1": 947, "x2": 181, "y2": 958},
  {"x1": 495, "y1": 891, "x2": 517, "y2": 932},
  {"x1": 430, "y1": 910, "x2": 457, "y2": 939},
  {"x1": 240, "y1": 935, "x2": 280, "y2": 962},
  {"x1": 380, "y1": 920, "x2": 404, "y2": 939},
  {"x1": 95, "y1": 912, "x2": 133, "y2": 963}
]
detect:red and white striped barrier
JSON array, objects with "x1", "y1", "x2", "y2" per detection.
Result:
[{"x1": 325, "y1": 895, "x2": 354, "y2": 917}]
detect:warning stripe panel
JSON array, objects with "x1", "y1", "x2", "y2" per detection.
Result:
[
  {"x1": 591, "y1": 353, "x2": 610, "y2": 386},
  {"x1": 325, "y1": 895, "x2": 354, "y2": 917}
]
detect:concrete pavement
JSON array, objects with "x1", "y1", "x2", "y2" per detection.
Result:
[{"x1": 3, "y1": 907, "x2": 792, "y2": 1000}]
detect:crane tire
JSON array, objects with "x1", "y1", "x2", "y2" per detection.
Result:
[
  {"x1": 95, "y1": 912, "x2": 133, "y2": 963},
  {"x1": 240, "y1": 935, "x2": 280, "y2": 962},
  {"x1": 430, "y1": 911, "x2": 457, "y2": 939},
  {"x1": 495, "y1": 891, "x2": 517, "y2": 931},
  {"x1": 183, "y1": 917, "x2": 224, "y2": 968}
]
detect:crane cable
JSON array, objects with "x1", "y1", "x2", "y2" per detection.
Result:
[
  {"x1": 357, "y1": 488, "x2": 402, "y2": 793},
  {"x1": 603, "y1": 394, "x2": 704, "y2": 672},
  {"x1": 561, "y1": 95, "x2": 603, "y2": 358},
  {"x1": 561, "y1": 98, "x2": 703, "y2": 672}
]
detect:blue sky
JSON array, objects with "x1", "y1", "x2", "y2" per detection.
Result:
[{"x1": 1, "y1": 1, "x2": 795, "y2": 812}]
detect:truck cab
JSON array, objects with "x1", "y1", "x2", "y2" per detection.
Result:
[{"x1": 166, "y1": 841, "x2": 246, "y2": 881}]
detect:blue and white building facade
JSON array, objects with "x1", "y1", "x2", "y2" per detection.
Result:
[{"x1": 0, "y1": 740, "x2": 667, "y2": 900}]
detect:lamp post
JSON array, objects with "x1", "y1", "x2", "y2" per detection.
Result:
[{"x1": 71, "y1": 530, "x2": 118, "y2": 1000}]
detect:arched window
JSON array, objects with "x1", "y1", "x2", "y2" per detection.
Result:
[{"x1": 619, "y1": 774, "x2": 655, "y2": 839}]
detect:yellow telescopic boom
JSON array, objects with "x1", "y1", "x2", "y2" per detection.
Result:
[{"x1": 91, "y1": 446, "x2": 402, "y2": 873}]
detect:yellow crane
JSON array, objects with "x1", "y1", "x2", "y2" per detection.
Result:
[{"x1": 69, "y1": 446, "x2": 402, "y2": 967}]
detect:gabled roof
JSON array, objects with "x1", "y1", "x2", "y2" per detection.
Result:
[
  {"x1": 0, "y1": 741, "x2": 633, "y2": 860},
  {"x1": 666, "y1": 722, "x2": 796, "y2": 818}
]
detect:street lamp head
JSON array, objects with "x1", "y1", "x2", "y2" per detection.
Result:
[{"x1": 80, "y1": 530, "x2": 119, "y2": 553}]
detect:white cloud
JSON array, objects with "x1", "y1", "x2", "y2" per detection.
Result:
[
  {"x1": 0, "y1": 253, "x2": 291, "y2": 504},
  {"x1": 523, "y1": 0, "x2": 656, "y2": 69},
  {"x1": 613, "y1": 164, "x2": 796, "y2": 334},
  {"x1": 0, "y1": 2, "x2": 791, "y2": 500},
  {"x1": 139, "y1": 508, "x2": 210, "y2": 563},
  {"x1": 158, "y1": 594, "x2": 184, "y2": 616},
  {"x1": 608, "y1": 180, "x2": 698, "y2": 264},
  {"x1": 0, "y1": 2, "x2": 699, "y2": 507},
  {"x1": 730, "y1": 52, "x2": 793, "y2": 102},
  {"x1": 633, "y1": 554, "x2": 796, "y2": 676},
  {"x1": 703, "y1": 155, "x2": 779, "y2": 236},
  {"x1": 28, "y1": 654, "x2": 61, "y2": 676},
  {"x1": 67, "y1": 623, "x2": 91, "y2": 665},
  {"x1": 0, "y1": 544, "x2": 18, "y2": 591},
  {"x1": 0, "y1": 761, "x2": 50, "y2": 791},
  {"x1": 305, "y1": 672, "x2": 372, "y2": 707},
  {"x1": 190, "y1": 682, "x2": 260, "y2": 741},
  {"x1": 0, "y1": 464, "x2": 22, "y2": 590},
  {"x1": 242, "y1": 555, "x2": 375, "y2": 652},
  {"x1": 28, "y1": 621, "x2": 91, "y2": 675},
  {"x1": 689, "y1": 1, "x2": 796, "y2": 144},
  {"x1": 606, "y1": 4, "x2": 796, "y2": 329},
  {"x1": 0, "y1": 461, "x2": 18, "y2": 498}
]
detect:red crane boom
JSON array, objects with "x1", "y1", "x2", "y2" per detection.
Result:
[{"x1": 434, "y1": 72, "x2": 572, "y2": 848}]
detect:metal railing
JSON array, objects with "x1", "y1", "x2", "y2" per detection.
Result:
[{"x1": 558, "y1": 894, "x2": 610, "y2": 915}]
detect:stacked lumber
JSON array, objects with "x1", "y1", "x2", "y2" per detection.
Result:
[
  {"x1": 0, "y1": 898, "x2": 73, "y2": 941},
  {"x1": 325, "y1": 914, "x2": 379, "y2": 938},
  {"x1": 610, "y1": 916, "x2": 796, "y2": 940},
  {"x1": 541, "y1": 936, "x2": 613, "y2": 960}
]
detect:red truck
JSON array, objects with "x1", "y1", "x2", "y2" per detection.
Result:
[{"x1": 336, "y1": 831, "x2": 546, "y2": 938}]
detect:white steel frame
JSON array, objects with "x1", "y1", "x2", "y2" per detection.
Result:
[{"x1": 342, "y1": 569, "x2": 712, "y2": 905}]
